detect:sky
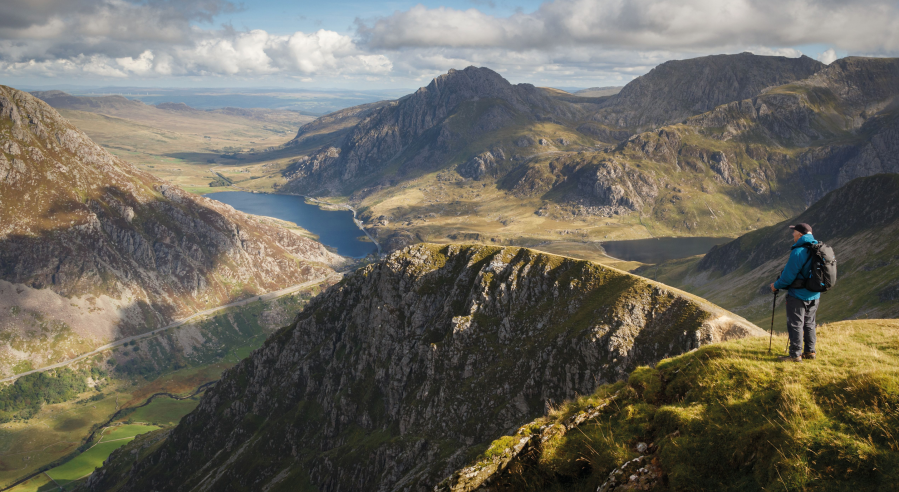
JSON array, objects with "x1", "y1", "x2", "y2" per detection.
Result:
[{"x1": 0, "y1": 0, "x2": 897, "y2": 91}]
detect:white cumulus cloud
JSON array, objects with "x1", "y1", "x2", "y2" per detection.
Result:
[
  {"x1": 357, "y1": 0, "x2": 899, "y2": 54},
  {"x1": 0, "y1": 0, "x2": 897, "y2": 85},
  {"x1": 0, "y1": 0, "x2": 391, "y2": 80},
  {"x1": 817, "y1": 48, "x2": 838, "y2": 64}
]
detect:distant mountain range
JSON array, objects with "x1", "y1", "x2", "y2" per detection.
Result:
[
  {"x1": 573, "y1": 86, "x2": 623, "y2": 97},
  {"x1": 275, "y1": 53, "x2": 898, "y2": 250},
  {"x1": 30, "y1": 90, "x2": 314, "y2": 127}
]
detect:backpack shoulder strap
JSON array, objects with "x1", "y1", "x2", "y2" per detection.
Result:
[{"x1": 796, "y1": 244, "x2": 815, "y2": 280}]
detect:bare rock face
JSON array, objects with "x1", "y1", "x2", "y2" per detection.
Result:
[
  {"x1": 593, "y1": 52, "x2": 824, "y2": 130},
  {"x1": 457, "y1": 149, "x2": 506, "y2": 180},
  {"x1": 578, "y1": 159, "x2": 659, "y2": 212},
  {"x1": 278, "y1": 66, "x2": 581, "y2": 195},
  {"x1": 0, "y1": 85, "x2": 342, "y2": 376},
  {"x1": 90, "y1": 244, "x2": 762, "y2": 492}
]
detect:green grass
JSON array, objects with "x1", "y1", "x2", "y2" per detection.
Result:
[
  {"x1": 464, "y1": 319, "x2": 899, "y2": 491},
  {"x1": 43, "y1": 425, "x2": 158, "y2": 488},
  {"x1": 100, "y1": 424, "x2": 159, "y2": 442},
  {"x1": 6, "y1": 473, "x2": 54, "y2": 492},
  {"x1": 47, "y1": 441, "x2": 127, "y2": 486},
  {"x1": 124, "y1": 398, "x2": 199, "y2": 425}
]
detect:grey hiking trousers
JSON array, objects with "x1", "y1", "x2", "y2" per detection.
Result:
[{"x1": 786, "y1": 295, "x2": 818, "y2": 358}]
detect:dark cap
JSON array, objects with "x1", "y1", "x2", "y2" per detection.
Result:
[{"x1": 789, "y1": 223, "x2": 812, "y2": 234}]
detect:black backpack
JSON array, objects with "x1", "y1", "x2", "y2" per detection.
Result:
[{"x1": 789, "y1": 242, "x2": 837, "y2": 292}]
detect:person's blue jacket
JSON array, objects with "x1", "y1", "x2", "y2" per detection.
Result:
[{"x1": 774, "y1": 233, "x2": 821, "y2": 301}]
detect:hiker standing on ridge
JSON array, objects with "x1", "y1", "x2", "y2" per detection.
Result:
[{"x1": 770, "y1": 223, "x2": 820, "y2": 362}]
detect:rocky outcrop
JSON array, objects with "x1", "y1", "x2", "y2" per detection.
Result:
[
  {"x1": 593, "y1": 52, "x2": 824, "y2": 129},
  {"x1": 457, "y1": 149, "x2": 506, "y2": 180},
  {"x1": 578, "y1": 159, "x2": 659, "y2": 212},
  {"x1": 90, "y1": 243, "x2": 761, "y2": 492},
  {"x1": 0, "y1": 86, "x2": 343, "y2": 376}
]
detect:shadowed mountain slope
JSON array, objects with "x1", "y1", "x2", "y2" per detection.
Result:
[
  {"x1": 88, "y1": 243, "x2": 762, "y2": 492},
  {"x1": 637, "y1": 173, "x2": 899, "y2": 325},
  {"x1": 0, "y1": 86, "x2": 342, "y2": 376}
]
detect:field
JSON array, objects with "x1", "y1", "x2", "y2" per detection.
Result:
[
  {"x1": 6, "y1": 473, "x2": 53, "y2": 492},
  {"x1": 56, "y1": 106, "x2": 309, "y2": 195},
  {"x1": 0, "y1": 392, "x2": 120, "y2": 486},
  {"x1": 44, "y1": 425, "x2": 159, "y2": 489},
  {"x1": 123, "y1": 398, "x2": 199, "y2": 426}
]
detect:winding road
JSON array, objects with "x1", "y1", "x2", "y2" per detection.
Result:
[{"x1": 1, "y1": 271, "x2": 345, "y2": 384}]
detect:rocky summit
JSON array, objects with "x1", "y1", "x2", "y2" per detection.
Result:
[
  {"x1": 0, "y1": 86, "x2": 343, "y2": 376},
  {"x1": 278, "y1": 66, "x2": 582, "y2": 195},
  {"x1": 88, "y1": 244, "x2": 762, "y2": 491}
]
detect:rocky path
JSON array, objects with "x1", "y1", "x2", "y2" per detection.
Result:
[{"x1": 1, "y1": 272, "x2": 345, "y2": 383}]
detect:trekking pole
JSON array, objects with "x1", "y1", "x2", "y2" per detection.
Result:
[{"x1": 768, "y1": 290, "x2": 778, "y2": 354}]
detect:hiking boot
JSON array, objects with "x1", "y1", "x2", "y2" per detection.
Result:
[
  {"x1": 802, "y1": 352, "x2": 816, "y2": 360},
  {"x1": 778, "y1": 355, "x2": 803, "y2": 363}
]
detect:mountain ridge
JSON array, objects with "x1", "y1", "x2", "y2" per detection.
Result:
[
  {"x1": 88, "y1": 243, "x2": 762, "y2": 491},
  {"x1": 593, "y1": 52, "x2": 824, "y2": 129}
]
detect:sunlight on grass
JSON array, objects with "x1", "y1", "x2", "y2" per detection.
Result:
[
  {"x1": 46, "y1": 425, "x2": 158, "y2": 487},
  {"x1": 471, "y1": 320, "x2": 899, "y2": 490}
]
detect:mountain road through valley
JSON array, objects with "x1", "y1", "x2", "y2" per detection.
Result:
[{"x1": 0, "y1": 271, "x2": 347, "y2": 383}]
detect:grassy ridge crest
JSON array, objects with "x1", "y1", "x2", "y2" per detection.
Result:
[{"x1": 442, "y1": 319, "x2": 899, "y2": 491}]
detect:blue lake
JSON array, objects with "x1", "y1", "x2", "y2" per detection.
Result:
[
  {"x1": 207, "y1": 192, "x2": 377, "y2": 258},
  {"x1": 600, "y1": 237, "x2": 732, "y2": 264}
]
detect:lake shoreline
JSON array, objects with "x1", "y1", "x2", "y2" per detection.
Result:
[
  {"x1": 204, "y1": 190, "x2": 380, "y2": 258},
  {"x1": 302, "y1": 196, "x2": 383, "y2": 257}
]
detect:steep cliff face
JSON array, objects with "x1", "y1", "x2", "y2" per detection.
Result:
[
  {"x1": 89, "y1": 244, "x2": 762, "y2": 492},
  {"x1": 285, "y1": 100, "x2": 394, "y2": 149},
  {"x1": 0, "y1": 86, "x2": 342, "y2": 376},
  {"x1": 278, "y1": 66, "x2": 582, "y2": 195},
  {"x1": 592, "y1": 52, "x2": 824, "y2": 130},
  {"x1": 637, "y1": 174, "x2": 899, "y2": 324}
]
